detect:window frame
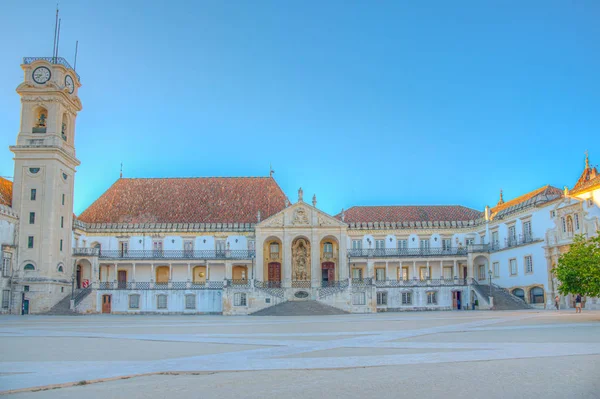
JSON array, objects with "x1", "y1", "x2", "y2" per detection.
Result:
[
  {"x1": 28, "y1": 236, "x2": 34, "y2": 249},
  {"x1": 376, "y1": 291, "x2": 388, "y2": 306},
  {"x1": 234, "y1": 292, "x2": 247, "y2": 307},
  {"x1": 401, "y1": 291, "x2": 412, "y2": 305},
  {"x1": 129, "y1": 294, "x2": 140, "y2": 309},
  {"x1": 426, "y1": 291, "x2": 437, "y2": 305},
  {"x1": 493, "y1": 262, "x2": 500, "y2": 277},
  {"x1": 2, "y1": 252, "x2": 12, "y2": 277},
  {"x1": 2, "y1": 290, "x2": 9, "y2": 309},
  {"x1": 524, "y1": 255, "x2": 533, "y2": 274},
  {"x1": 29, "y1": 212, "x2": 35, "y2": 224},
  {"x1": 352, "y1": 292, "x2": 366, "y2": 305},
  {"x1": 398, "y1": 239, "x2": 408, "y2": 249},
  {"x1": 352, "y1": 240, "x2": 362, "y2": 250},
  {"x1": 30, "y1": 188, "x2": 36, "y2": 201},
  {"x1": 185, "y1": 294, "x2": 196, "y2": 309},
  {"x1": 509, "y1": 258, "x2": 518, "y2": 276},
  {"x1": 157, "y1": 294, "x2": 168, "y2": 309}
]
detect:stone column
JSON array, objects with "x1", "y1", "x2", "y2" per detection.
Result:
[
  {"x1": 367, "y1": 260, "x2": 374, "y2": 280},
  {"x1": 187, "y1": 263, "x2": 191, "y2": 281},
  {"x1": 114, "y1": 264, "x2": 118, "y2": 283},
  {"x1": 440, "y1": 260, "x2": 444, "y2": 280},
  {"x1": 453, "y1": 259, "x2": 457, "y2": 279},
  {"x1": 412, "y1": 261, "x2": 416, "y2": 280},
  {"x1": 225, "y1": 260, "x2": 232, "y2": 279},
  {"x1": 385, "y1": 261, "x2": 389, "y2": 280},
  {"x1": 311, "y1": 233, "x2": 320, "y2": 288},
  {"x1": 132, "y1": 263, "x2": 136, "y2": 281}
]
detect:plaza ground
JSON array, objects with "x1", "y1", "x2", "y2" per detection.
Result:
[{"x1": 1, "y1": 310, "x2": 599, "y2": 398}]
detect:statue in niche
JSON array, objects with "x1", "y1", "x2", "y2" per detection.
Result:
[
  {"x1": 61, "y1": 122, "x2": 67, "y2": 140},
  {"x1": 292, "y1": 238, "x2": 310, "y2": 281},
  {"x1": 37, "y1": 113, "x2": 46, "y2": 127}
]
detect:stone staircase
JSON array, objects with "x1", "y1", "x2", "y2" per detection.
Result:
[
  {"x1": 42, "y1": 288, "x2": 91, "y2": 315},
  {"x1": 472, "y1": 283, "x2": 531, "y2": 310},
  {"x1": 250, "y1": 300, "x2": 349, "y2": 316}
]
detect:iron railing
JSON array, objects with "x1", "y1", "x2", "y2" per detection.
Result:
[
  {"x1": 73, "y1": 286, "x2": 92, "y2": 307},
  {"x1": 97, "y1": 249, "x2": 255, "y2": 260},
  {"x1": 374, "y1": 278, "x2": 471, "y2": 288},
  {"x1": 73, "y1": 248, "x2": 100, "y2": 256},
  {"x1": 291, "y1": 280, "x2": 311, "y2": 288},
  {"x1": 23, "y1": 57, "x2": 80, "y2": 80},
  {"x1": 490, "y1": 235, "x2": 540, "y2": 252},
  {"x1": 348, "y1": 248, "x2": 469, "y2": 258},
  {"x1": 226, "y1": 279, "x2": 251, "y2": 288},
  {"x1": 96, "y1": 281, "x2": 225, "y2": 290},
  {"x1": 254, "y1": 280, "x2": 282, "y2": 289}
]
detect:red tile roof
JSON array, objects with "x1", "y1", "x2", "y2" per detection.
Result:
[
  {"x1": 77, "y1": 177, "x2": 287, "y2": 224},
  {"x1": 337, "y1": 205, "x2": 482, "y2": 224},
  {"x1": 490, "y1": 185, "x2": 562, "y2": 219},
  {"x1": 570, "y1": 158, "x2": 600, "y2": 195},
  {"x1": 0, "y1": 177, "x2": 13, "y2": 207}
]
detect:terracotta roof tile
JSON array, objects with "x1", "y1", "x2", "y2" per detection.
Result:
[
  {"x1": 337, "y1": 205, "x2": 482, "y2": 224},
  {"x1": 570, "y1": 163, "x2": 600, "y2": 195},
  {"x1": 490, "y1": 185, "x2": 562, "y2": 219},
  {"x1": 78, "y1": 177, "x2": 287, "y2": 224},
  {"x1": 0, "y1": 177, "x2": 13, "y2": 207}
]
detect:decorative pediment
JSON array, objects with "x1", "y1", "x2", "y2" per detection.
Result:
[
  {"x1": 262, "y1": 213, "x2": 284, "y2": 228},
  {"x1": 257, "y1": 202, "x2": 346, "y2": 229},
  {"x1": 291, "y1": 207, "x2": 310, "y2": 226}
]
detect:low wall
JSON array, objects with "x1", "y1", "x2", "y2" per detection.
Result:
[{"x1": 95, "y1": 289, "x2": 223, "y2": 314}]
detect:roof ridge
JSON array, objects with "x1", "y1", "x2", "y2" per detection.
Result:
[{"x1": 119, "y1": 176, "x2": 273, "y2": 180}]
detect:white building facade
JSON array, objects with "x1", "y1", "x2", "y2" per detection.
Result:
[{"x1": 1, "y1": 56, "x2": 599, "y2": 315}]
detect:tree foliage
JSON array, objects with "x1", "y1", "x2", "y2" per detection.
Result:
[{"x1": 553, "y1": 233, "x2": 600, "y2": 297}]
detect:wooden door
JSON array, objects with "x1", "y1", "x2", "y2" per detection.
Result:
[
  {"x1": 118, "y1": 270, "x2": 127, "y2": 289},
  {"x1": 102, "y1": 295, "x2": 111, "y2": 313},
  {"x1": 322, "y1": 262, "x2": 335, "y2": 282},
  {"x1": 268, "y1": 262, "x2": 281, "y2": 286}
]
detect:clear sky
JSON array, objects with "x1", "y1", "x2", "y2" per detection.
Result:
[{"x1": 1, "y1": 1, "x2": 599, "y2": 216}]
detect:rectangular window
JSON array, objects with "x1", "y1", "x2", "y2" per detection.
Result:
[
  {"x1": 491, "y1": 231, "x2": 499, "y2": 248},
  {"x1": 510, "y1": 259, "x2": 517, "y2": 275},
  {"x1": 59, "y1": 239, "x2": 63, "y2": 252},
  {"x1": 2, "y1": 290, "x2": 9, "y2": 309},
  {"x1": 575, "y1": 214, "x2": 580, "y2": 230},
  {"x1": 120, "y1": 241, "x2": 128, "y2": 255},
  {"x1": 399, "y1": 267, "x2": 409, "y2": 280},
  {"x1": 62, "y1": 194, "x2": 65, "y2": 206},
  {"x1": 427, "y1": 291, "x2": 437, "y2": 305},
  {"x1": 61, "y1": 216, "x2": 64, "y2": 228},
  {"x1": 29, "y1": 212, "x2": 35, "y2": 224},
  {"x1": 376, "y1": 268, "x2": 385, "y2": 281},
  {"x1": 398, "y1": 239, "x2": 408, "y2": 249},
  {"x1": 153, "y1": 240, "x2": 163, "y2": 256},
  {"x1": 442, "y1": 239, "x2": 452, "y2": 251},
  {"x1": 419, "y1": 267, "x2": 430, "y2": 280},
  {"x1": 352, "y1": 292, "x2": 366, "y2": 305},
  {"x1": 28, "y1": 236, "x2": 34, "y2": 249},
  {"x1": 216, "y1": 240, "x2": 226, "y2": 256},
  {"x1": 352, "y1": 268, "x2": 363, "y2": 279},
  {"x1": 419, "y1": 239, "x2": 430, "y2": 250},
  {"x1": 402, "y1": 292, "x2": 412, "y2": 305},
  {"x1": 376, "y1": 291, "x2": 388, "y2": 305},
  {"x1": 508, "y1": 225, "x2": 516, "y2": 246},
  {"x1": 185, "y1": 294, "x2": 196, "y2": 309},
  {"x1": 525, "y1": 255, "x2": 533, "y2": 274},
  {"x1": 523, "y1": 221, "x2": 532, "y2": 241},
  {"x1": 248, "y1": 240, "x2": 255, "y2": 251},
  {"x1": 157, "y1": 295, "x2": 168, "y2": 309},
  {"x1": 234, "y1": 293, "x2": 247, "y2": 306},
  {"x1": 24, "y1": 285, "x2": 30, "y2": 292},
  {"x1": 478, "y1": 265, "x2": 486, "y2": 280},
  {"x1": 30, "y1": 189, "x2": 36, "y2": 201},
  {"x1": 352, "y1": 240, "x2": 362, "y2": 250},
  {"x1": 2, "y1": 252, "x2": 12, "y2": 277},
  {"x1": 465, "y1": 238, "x2": 475, "y2": 246},
  {"x1": 550, "y1": 210, "x2": 556, "y2": 218},
  {"x1": 183, "y1": 240, "x2": 194, "y2": 256},
  {"x1": 129, "y1": 294, "x2": 140, "y2": 309},
  {"x1": 561, "y1": 217, "x2": 566, "y2": 233},
  {"x1": 375, "y1": 239, "x2": 385, "y2": 249},
  {"x1": 493, "y1": 262, "x2": 500, "y2": 277}
]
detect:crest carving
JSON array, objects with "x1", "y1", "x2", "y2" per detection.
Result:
[
  {"x1": 263, "y1": 214, "x2": 284, "y2": 227},
  {"x1": 292, "y1": 207, "x2": 310, "y2": 225}
]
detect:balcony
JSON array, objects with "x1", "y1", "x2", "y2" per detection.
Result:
[
  {"x1": 96, "y1": 249, "x2": 255, "y2": 260},
  {"x1": 348, "y1": 247, "x2": 469, "y2": 258},
  {"x1": 73, "y1": 247, "x2": 100, "y2": 256},
  {"x1": 490, "y1": 235, "x2": 540, "y2": 252}
]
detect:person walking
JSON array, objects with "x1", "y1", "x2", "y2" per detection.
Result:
[
  {"x1": 554, "y1": 295, "x2": 560, "y2": 311},
  {"x1": 575, "y1": 294, "x2": 582, "y2": 313}
]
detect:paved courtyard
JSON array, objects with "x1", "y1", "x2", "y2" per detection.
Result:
[{"x1": 1, "y1": 310, "x2": 599, "y2": 398}]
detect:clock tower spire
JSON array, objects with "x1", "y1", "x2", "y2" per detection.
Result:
[{"x1": 9, "y1": 55, "x2": 82, "y2": 314}]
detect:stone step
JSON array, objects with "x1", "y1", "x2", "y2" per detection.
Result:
[
  {"x1": 250, "y1": 300, "x2": 348, "y2": 316},
  {"x1": 473, "y1": 284, "x2": 531, "y2": 310}
]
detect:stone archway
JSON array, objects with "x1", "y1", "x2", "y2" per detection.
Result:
[
  {"x1": 292, "y1": 237, "x2": 311, "y2": 282},
  {"x1": 76, "y1": 259, "x2": 93, "y2": 288}
]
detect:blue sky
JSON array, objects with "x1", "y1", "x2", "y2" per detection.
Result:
[{"x1": 1, "y1": 1, "x2": 598, "y2": 216}]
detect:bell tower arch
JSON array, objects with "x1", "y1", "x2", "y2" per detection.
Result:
[{"x1": 10, "y1": 57, "x2": 82, "y2": 313}]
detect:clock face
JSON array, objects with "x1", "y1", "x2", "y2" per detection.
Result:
[
  {"x1": 32, "y1": 66, "x2": 51, "y2": 84},
  {"x1": 65, "y1": 75, "x2": 75, "y2": 94}
]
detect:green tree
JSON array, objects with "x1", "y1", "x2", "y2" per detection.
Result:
[{"x1": 552, "y1": 233, "x2": 600, "y2": 297}]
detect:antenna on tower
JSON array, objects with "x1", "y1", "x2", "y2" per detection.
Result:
[
  {"x1": 74, "y1": 40, "x2": 79, "y2": 71},
  {"x1": 55, "y1": 18, "x2": 62, "y2": 58},
  {"x1": 52, "y1": 5, "x2": 59, "y2": 60}
]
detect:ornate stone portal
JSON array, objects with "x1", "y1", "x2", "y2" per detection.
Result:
[{"x1": 292, "y1": 238, "x2": 311, "y2": 281}]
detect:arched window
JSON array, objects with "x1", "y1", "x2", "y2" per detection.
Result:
[
  {"x1": 32, "y1": 107, "x2": 48, "y2": 133},
  {"x1": 512, "y1": 288, "x2": 525, "y2": 301},
  {"x1": 61, "y1": 113, "x2": 68, "y2": 141},
  {"x1": 270, "y1": 243, "x2": 279, "y2": 254},
  {"x1": 23, "y1": 263, "x2": 35, "y2": 271},
  {"x1": 57, "y1": 263, "x2": 64, "y2": 273},
  {"x1": 323, "y1": 242, "x2": 333, "y2": 253},
  {"x1": 530, "y1": 287, "x2": 545, "y2": 304}
]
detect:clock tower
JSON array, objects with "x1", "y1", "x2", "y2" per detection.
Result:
[{"x1": 10, "y1": 57, "x2": 82, "y2": 313}]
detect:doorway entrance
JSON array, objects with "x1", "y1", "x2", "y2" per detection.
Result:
[
  {"x1": 268, "y1": 262, "x2": 281, "y2": 288},
  {"x1": 22, "y1": 299, "x2": 29, "y2": 315},
  {"x1": 118, "y1": 270, "x2": 127, "y2": 289},
  {"x1": 76, "y1": 265, "x2": 82, "y2": 289},
  {"x1": 102, "y1": 294, "x2": 112, "y2": 313},
  {"x1": 321, "y1": 262, "x2": 335, "y2": 285},
  {"x1": 452, "y1": 291, "x2": 462, "y2": 310}
]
